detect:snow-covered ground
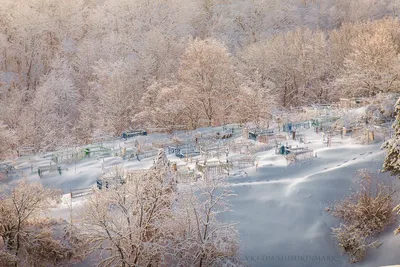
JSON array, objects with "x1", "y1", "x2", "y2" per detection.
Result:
[
  {"x1": 223, "y1": 131, "x2": 400, "y2": 267},
  {"x1": 2, "y1": 127, "x2": 400, "y2": 267}
]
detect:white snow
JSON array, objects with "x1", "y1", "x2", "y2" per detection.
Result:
[{"x1": 2, "y1": 127, "x2": 400, "y2": 267}]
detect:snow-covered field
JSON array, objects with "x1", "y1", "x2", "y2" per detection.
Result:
[
  {"x1": 224, "y1": 131, "x2": 400, "y2": 267},
  {"x1": 2, "y1": 127, "x2": 400, "y2": 267}
]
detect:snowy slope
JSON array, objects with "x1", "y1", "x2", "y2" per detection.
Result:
[
  {"x1": 223, "y1": 131, "x2": 400, "y2": 267},
  {"x1": 3, "y1": 127, "x2": 400, "y2": 267}
]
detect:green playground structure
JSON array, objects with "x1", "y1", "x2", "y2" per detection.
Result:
[
  {"x1": 37, "y1": 164, "x2": 65, "y2": 178},
  {"x1": 81, "y1": 145, "x2": 112, "y2": 157}
]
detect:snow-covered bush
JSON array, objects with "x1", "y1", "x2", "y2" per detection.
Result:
[
  {"x1": 0, "y1": 180, "x2": 81, "y2": 266},
  {"x1": 382, "y1": 97, "x2": 400, "y2": 235},
  {"x1": 382, "y1": 97, "x2": 400, "y2": 176},
  {"x1": 332, "y1": 225, "x2": 367, "y2": 263},
  {"x1": 328, "y1": 170, "x2": 396, "y2": 262}
]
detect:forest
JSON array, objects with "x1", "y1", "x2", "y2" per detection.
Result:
[
  {"x1": 2, "y1": 1, "x2": 400, "y2": 267},
  {"x1": 1, "y1": 0, "x2": 400, "y2": 155}
]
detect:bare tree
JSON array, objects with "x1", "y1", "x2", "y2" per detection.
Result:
[
  {"x1": 174, "y1": 173, "x2": 241, "y2": 267},
  {"x1": 179, "y1": 38, "x2": 238, "y2": 126},
  {"x1": 0, "y1": 122, "x2": 17, "y2": 160},
  {"x1": 327, "y1": 170, "x2": 397, "y2": 263},
  {"x1": 0, "y1": 180, "x2": 79, "y2": 266},
  {"x1": 334, "y1": 19, "x2": 400, "y2": 97},
  {"x1": 77, "y1": 167, "x2": 177, "y2": 266},
  {"x1": 77, "y1": 164, "x2": 242, "y2": 266}
]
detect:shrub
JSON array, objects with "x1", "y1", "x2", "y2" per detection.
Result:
[
  {"x1": 328, "y1": 170, "x2": 396, "y2": 262},
  {"x1": 332, "y1": 225, "x2": 367, "y2": 263}
]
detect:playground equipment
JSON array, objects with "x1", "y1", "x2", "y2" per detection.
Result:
[
  {"x1": 124, "y1": 148, "x2": 159, "y2": 161},
  {"x1": 96, "y1": 166, "x2": 127, "y2": 190},
  {"x1": 36, "y1": 163, "x2": 64, "y2": 178},
  {"x1": 276, "y1": 143, "x2": 291, "y2": 155},
  {"x1": 230, "y1": 156, "x2": 255, "y2": 169},
  {"x1": 196, "y1": 158, "x2": 231, "y2": 175},
  {"x1": 229, "y1": 139, "x2": 254, "y2": 154},
  {"x1": 311, "y1": 116, "x2": 339, "y2": 130},
  {"x1": 283, "y1": 121, "x2": 311, "y2": 132},
  {"x1": 296, "y1": 133, "x2": 306, "y2": 143},
  {"x1": 285, "y1": 147, "x2": 314, "y2": 160},
  {"x1": 121, "y1": 130, "x2": 147, "y2": 140},
  {"x1": 200, "y1": 144, "x2": 227, "y2": 159},
  {"x1": 52, "y1": 149, "x2": 86, "y2": 164},
  {"x1": 168, "y1": 144, "x2": 200, "y2": 158},
  {"x1": 222, "y1": 123, "x2": 242, "y2": 132},
  {"x1": 82, "y1": 146, "x2": 112, "y2": 157},
  {"x1": 248, "y1": 129, "x2": 275, "y2": 141}
]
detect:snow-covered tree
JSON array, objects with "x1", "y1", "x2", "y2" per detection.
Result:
[
  {"x1": 3, "y1": 0, "x2": 400, "y2": 150},
  {"x1": 77, "y1": 168, "x2": 241, "y2": 266},
  {"x1": 0, "y1": 122, "x2": 17, "y2": 160},
  {"x1": 335, "y1": 19, "x2": 400, "y2": 97},
  {"x1": 382, "y1": 97, "x2": 400, "y2": 176},
  {"x1": 33, "y1": 58, "x2": 80, "y2": 150},
  {"x1": 234, "y1": 83, "x2": 275, "y2": 128},
  {"x1": 154, "y1": 149, "x2": 169, "y2": 169},
  {"x1": 239, "y1": 28, "x2": 330, "y2": 107},
  {"x1": 175, "y1": 174, "x2": 241, "y2": 266},
  {"x1": 90, "y1": 59, "x2": 139, "y2": 136},
  {"x1": 179, "y1": 38, "x2": 238, "y2": 126},
  {"x1": 0, "y1": 180, "x2": 79, "y2": 266},
  {"x1": 134, "y1": 81, "x2": 202, "y2": 130},
  {"x1": 78, "y1": 169, "x2": 177, "y2": 266}
]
